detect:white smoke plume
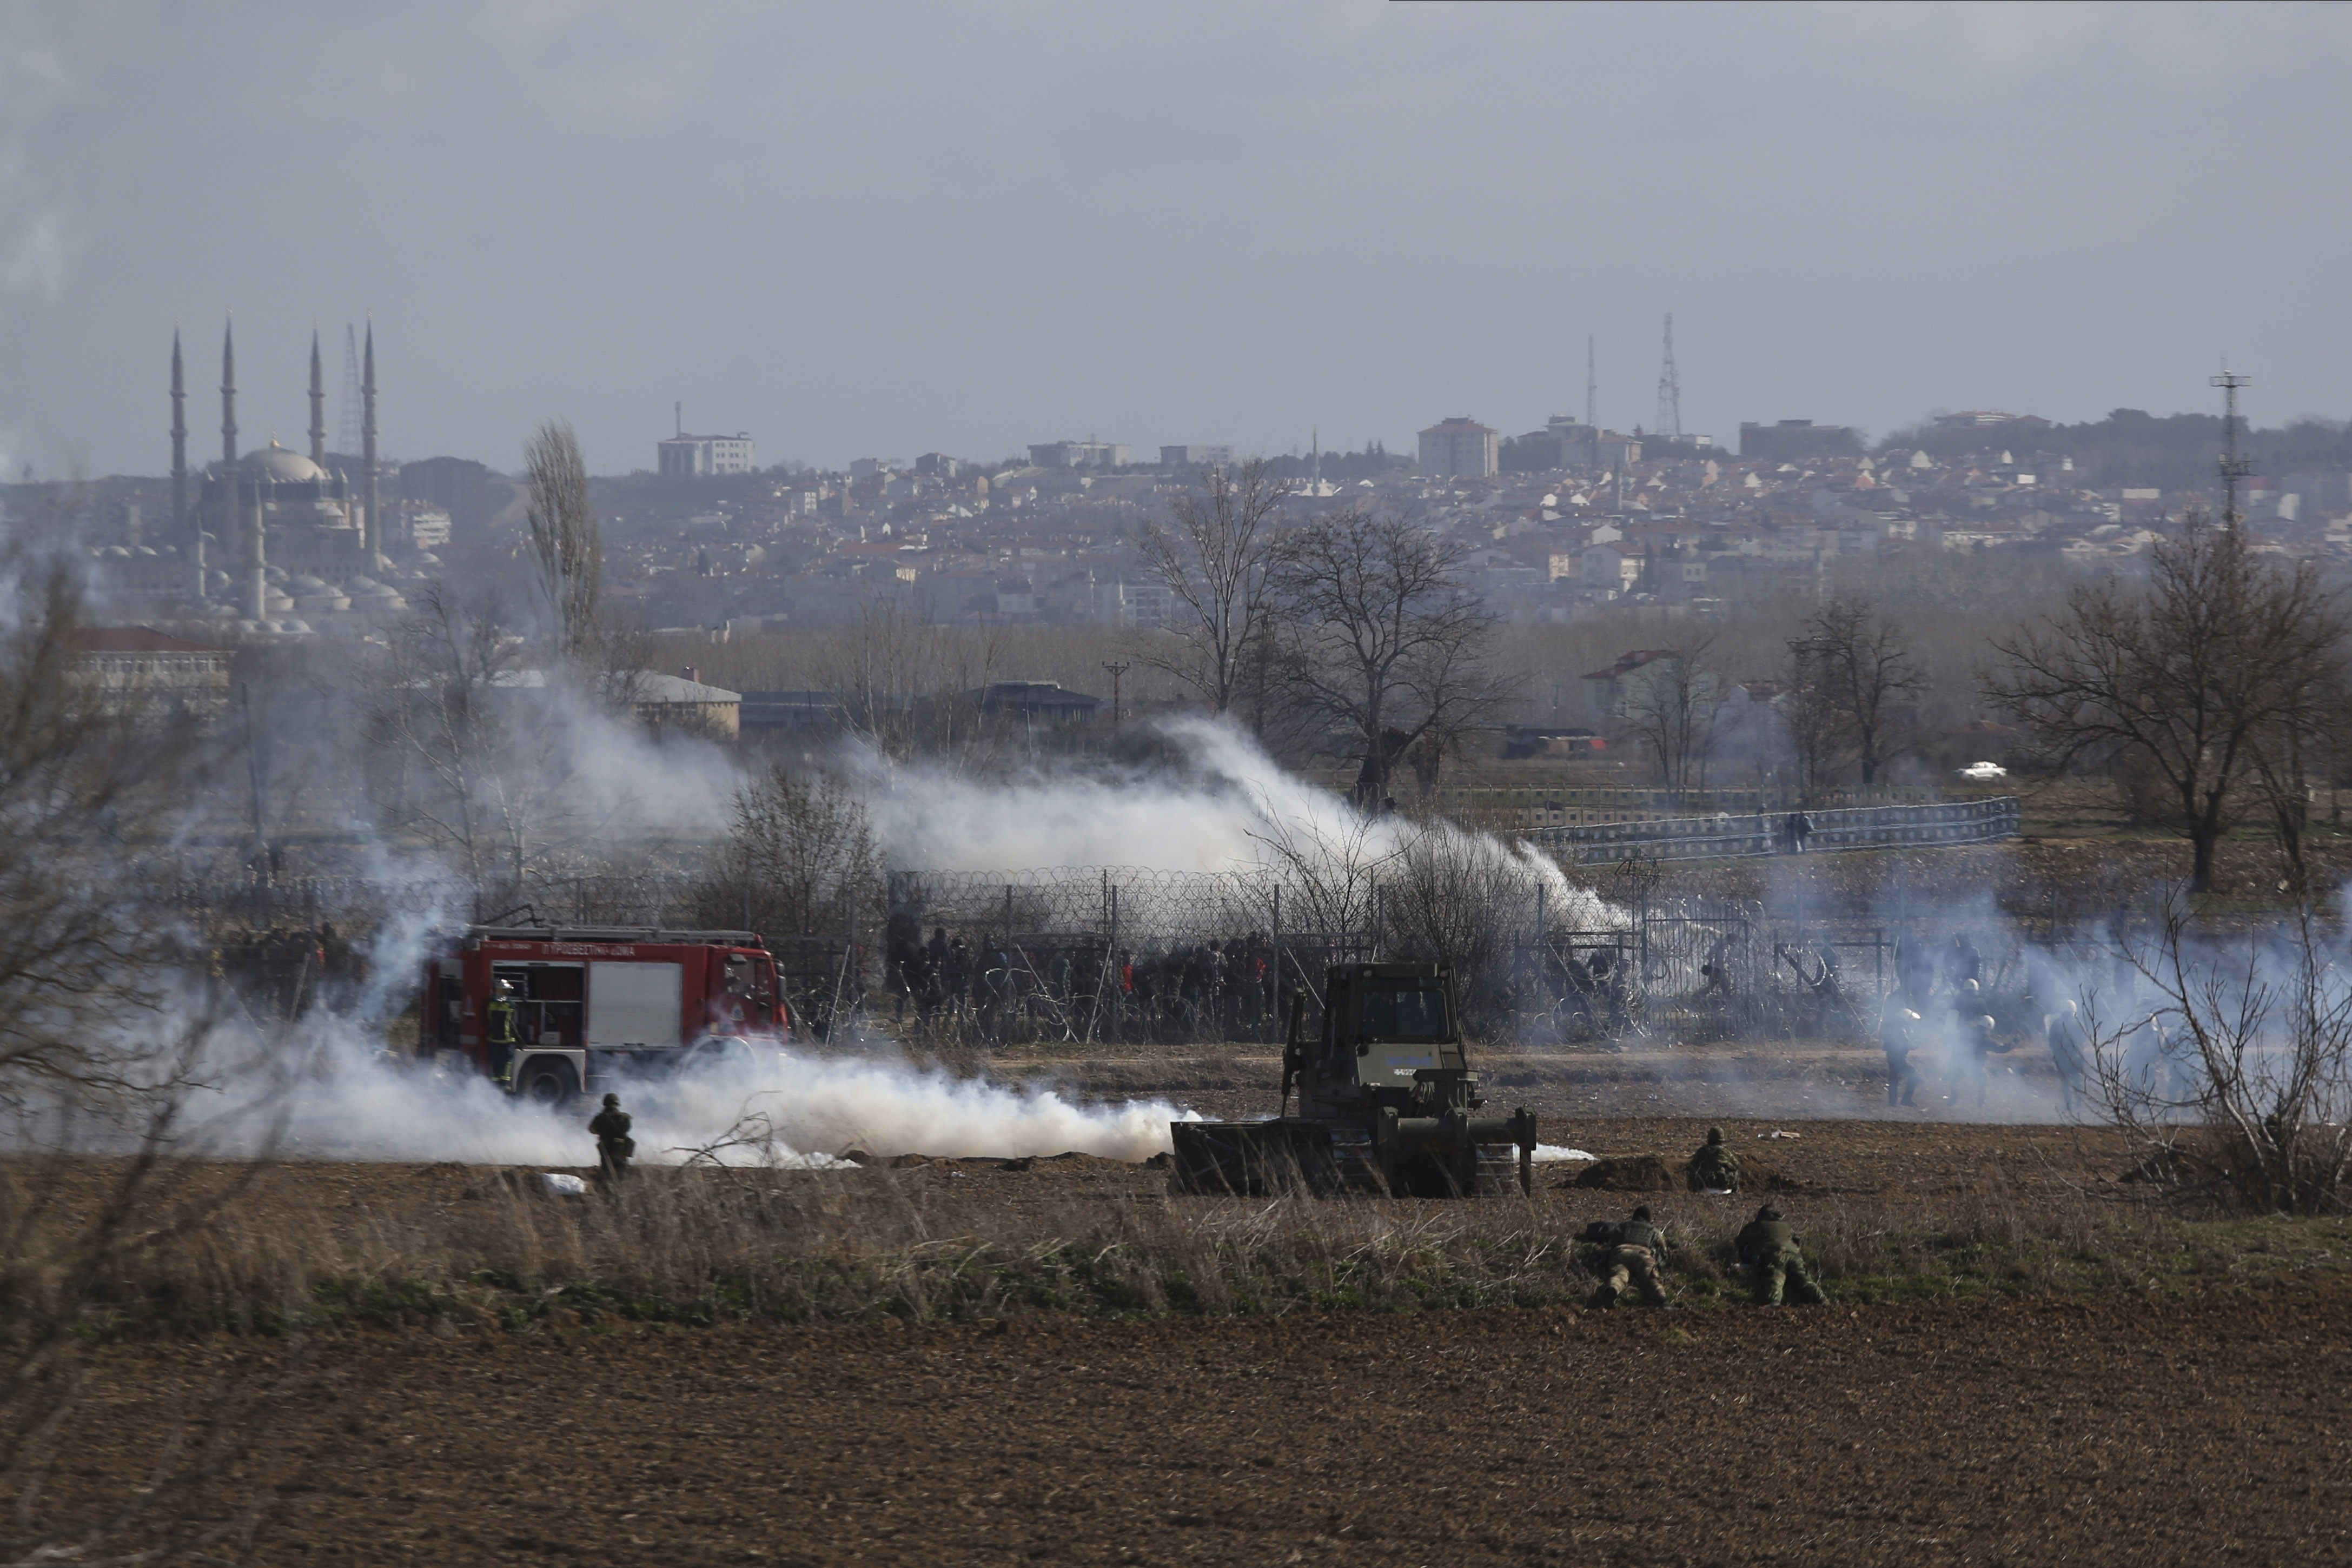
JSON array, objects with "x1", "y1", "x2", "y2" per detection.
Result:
[
  {"x1": 87, "y1": 715, "x2": 1638, "y2": 1167},
  {"x1": 865, "y1": 714, "x2": 1617, "y2": 929},
  {"x1": 174, "y1": 1026, "x2": 1191, "y2": 1167}
]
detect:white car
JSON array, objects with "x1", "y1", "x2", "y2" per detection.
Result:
[{"x1": 1957, "y1": 761, "x2": 2008, "y2": 782}]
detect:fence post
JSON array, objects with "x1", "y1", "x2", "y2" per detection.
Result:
[{"x1": 1271, "y1": 880, "x2": 1283, "y2": 1033}]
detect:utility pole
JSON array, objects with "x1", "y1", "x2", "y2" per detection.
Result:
[
  {"x1": 1654, "y1": 313, "x2": 1682, "y2": 442},
  {"x1": 2211, "y1": 368, "x2": 2251, "y2": 529},
  {"x1": 1101, "y1": 659, "x2": 1130, "y2": 725}
]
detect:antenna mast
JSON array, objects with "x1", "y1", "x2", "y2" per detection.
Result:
[
  {"x1": 2211, "y1": 368, "x2": 2250, "y2": 529},
  {"x1": 1585, "y1": 333, "x2": 1598, "y2": 430},
  {"x1": 1654, "y1": 313, "x2": 1682, "y2": 442}
]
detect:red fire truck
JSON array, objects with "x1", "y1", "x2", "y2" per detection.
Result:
[{"x1": 422, "y1": 926, "x2": 789, "y2": 1105}]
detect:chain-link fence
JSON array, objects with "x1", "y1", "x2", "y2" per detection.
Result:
[
  {"x1": 149, "y1": 842, "x2": 2048, "y2": 1050},
  {"x1": 863, "y1": 866, "x2": 2044, "y2": 1049}
]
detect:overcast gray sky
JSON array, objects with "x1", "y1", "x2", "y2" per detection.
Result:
[{"x1": 2, "y1": 1, "x2": 2347, "y2": 480}]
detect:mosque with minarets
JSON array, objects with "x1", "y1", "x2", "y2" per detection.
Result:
[{"x1": 168, "y1": 316, "x2": 413, "y2": 631}]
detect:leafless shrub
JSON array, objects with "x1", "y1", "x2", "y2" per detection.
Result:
[{"x1": 2082, "y1": 891, "x2": 2352, "y2": 1213}]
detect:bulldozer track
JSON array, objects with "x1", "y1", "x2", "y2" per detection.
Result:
[
  {"x1": 1324, "y1": 1128, "x2": 1385, "y2": 1197},
  {"x1": 1472, "y1": 1144, "x2": 1522, "y2": 1197}
]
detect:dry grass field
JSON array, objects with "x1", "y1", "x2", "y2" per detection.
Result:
[{"x1": 9, "y1": 975, "x2": 2351, "y2": 1564}]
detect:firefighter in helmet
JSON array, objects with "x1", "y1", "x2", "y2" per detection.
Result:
[{"x1": 486, "y1": 978, "x2": 519, "y2": 1088}]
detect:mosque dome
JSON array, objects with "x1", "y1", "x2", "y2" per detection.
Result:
[{"x1": 241, "y1": 441, "x2": 326, "y2": 484}]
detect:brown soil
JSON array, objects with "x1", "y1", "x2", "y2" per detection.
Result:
[
  {"x1": 15, "y1": 1031, "x2": 2346, "y2": 1564},
  {"x1": 34, "y1": 1284, "x2": 2352, "y2": 1566}
]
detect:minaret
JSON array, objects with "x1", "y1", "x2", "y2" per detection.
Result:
[
  {"x1": 169, "y1": 327, "x2": 189, "y2": 557},
  {"x1": 248, "y1": 482, "x2": 269, "y2": 621},
  {"x1": 308, "y1": 325, "x2": 327, "y2": 467},
  {"x1": 220, "y1": 314, "x2": 238, "y2": 469},
  {"x1": 361, "y1": 316, "x2": 381, "y2": 567},
  {"x1": 224, "y1": 315, "x2": 246, "y2": 611}
]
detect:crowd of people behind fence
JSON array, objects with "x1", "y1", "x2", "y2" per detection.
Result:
[
  {"x1": 884, "y1": 925, "x2": 1294, "y2": 1043},
  {"x1": 206, "y1": 923, "x2": 370, "y2": 1019}
]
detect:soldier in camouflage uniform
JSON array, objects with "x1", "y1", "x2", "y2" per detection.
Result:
[
  {"x1": 588, "y1": 1093, "x2": 634, "y2": 1185},
  {"x1": 1686, "y1": 1126, "x2": 1741, "y2": 1192},
  {"x1": 1735, "y1": 1203, "x2": 1827, "y2": 1306},
  {"x1": 1586, "y1": 1204, "x2": 1675, "y2": 1310}
]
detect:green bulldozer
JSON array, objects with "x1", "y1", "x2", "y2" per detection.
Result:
[{"x1": 1169, "y1": 961, "x2": 1538, "y2": 1197}]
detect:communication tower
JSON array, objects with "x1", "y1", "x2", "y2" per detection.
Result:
[
  {"x1": 1654, "y1": 313, "x2": 1682, "y2": 442},
  {"x1": 2211, "y1": 368, "x2": 2251, "y2": 528},
  {"x1": 1585, "y1": 334, "x2": 1598, "y2": 430}
]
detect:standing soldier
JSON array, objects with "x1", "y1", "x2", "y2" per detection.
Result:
[
  {"x1": 1586, "y1": 1204, "x2": 1675, "y2": 1310},
  {"x1": 1946, "y1": 932, "x2": 1983, "y2": 993},
  {"x1": 485, "y1": 978, "x2": 520, "y2": 1088},
  {"x1": 1686, "y1": 1126, "x2": 1742, "y2": 1192},
  {"x1": 1883, "y1": 1006, "x2": 1924, "y2": 1108},
  {"x1": 1735, "y1": 1204, "x2": 1827, "y2": 1305},
  {"x1": 319, "y1": 922, "x2": 354, "y2": 1012},
  {"x1": 1700, "y1": 932, "x2": 1737, "y2": 998},
  {"x1": 588, "y1": 1093, "x2": 634, "y2": 1184},
  {"x1": 922, "y1": 926, "x2": 950, "y2": 1020}
]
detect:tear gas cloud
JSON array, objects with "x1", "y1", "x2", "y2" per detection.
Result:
[
  {"x1": 868, "y1": 715, "x2": 1616, "y2": 929},
  {"x1": 171, "y1": 1021, "x2": 1196, "y2": 1167},
  {"x1": 154, "y1": 715, "x2": 1621, "y2": 1167}
]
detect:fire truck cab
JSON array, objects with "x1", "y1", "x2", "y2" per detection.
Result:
[{"x1": 423, "y1": 926, "x2": 787, "y2": 1106}]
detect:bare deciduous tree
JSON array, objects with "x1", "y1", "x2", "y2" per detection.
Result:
[
  {"x1": 1988, "y1": 515, "x2": 2344, "y2": 892},
  {"x1": 1272, "y1": 510, "x2": 1510, "y2": 803},
  {"x1": 1791, "y1": 593, "x2": 1923, "y2": 786},
  {"x1": 1778, "y1": 641, "x2": 1845, "y2": 799},
  {"x1": 0, "y1": 547, "x2": 189, "y2": 1104},
  {"x1": 816, "y1": 591, "x2": 1002, "y2": 764},
  {"x1": 524, "y1": 420, "x2": 602, "y2": 669},
  {"x1": 365, "y1": 583, "x2": 620, "y2": 917},
  {"x1": 1131, "y1": 458, "x2": 1289, "y2": 718},
  {"x1": 713, "y1": 764, "x2": 883, "y2": 940},
  {"x1": 2243, "y1": 657, "x2": 2344, "y2": 892},
  {"x1": 1616, "y1": 637, "x2": 1721, "y2": 796}
]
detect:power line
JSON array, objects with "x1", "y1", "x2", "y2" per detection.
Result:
[{"x1": 1654, "y1": 312, "x2": 1682, "y2": 441}]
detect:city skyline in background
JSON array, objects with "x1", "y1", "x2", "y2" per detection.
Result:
[{"x1": 1, "y1": 2, "x2": 2349, "y2": 478}]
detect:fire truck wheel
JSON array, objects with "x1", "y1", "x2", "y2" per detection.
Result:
[{"x1": 520, "y1": 1060, "x2": 580, "y2": 1108}]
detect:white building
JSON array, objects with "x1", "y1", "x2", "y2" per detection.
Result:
[
  {"x1": 1417, "y1": 417, "x2": 1499, "y2": 479},
  {"x1": 1028, "y1": 441, "x2": 1130, "y2": 469},
  {"x1": 1160, "y1": 444, "x2": 1234, "y2": 468},
  {"x1": 1097, "y1": 578, "x2": 1175, "y2": 630},
  {"x1": 658, "y1": 431, "x2": 757, "y2": 477}
]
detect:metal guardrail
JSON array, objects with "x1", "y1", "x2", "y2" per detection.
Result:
[
  {"x1": 1525, "y1": 796, "x2": 2023, "y2": 865},
  {"x1": 1311, "y1": 777, "x2": 1940, "y2": 822}
]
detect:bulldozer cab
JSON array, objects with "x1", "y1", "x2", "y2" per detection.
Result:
[
  {"x1": 1294, "y1": 963, "x2": 1471, "y2": 1117},
  {"x1": 1181, "y1": 959, "x2": 1538, "y2": 1200}
]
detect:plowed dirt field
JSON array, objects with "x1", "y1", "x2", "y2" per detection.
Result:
[
  {"x1": 41, "y1": 1285, "x2": 2352, "y2": 1566},
  {"x1": 17, "y1": 1040, "x2": 2352, "y2": 1565}
]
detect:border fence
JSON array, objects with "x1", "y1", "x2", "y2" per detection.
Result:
[
  {"x1": 874, "y1": 869, "x2": 2039, "y2": 1051},
  {"x1": 147, "y1": 796, "x2": 2030, "y2": 1045},
  {"x1": 1526, "y1": 796, "x2": 2022, "y2": 865}
]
